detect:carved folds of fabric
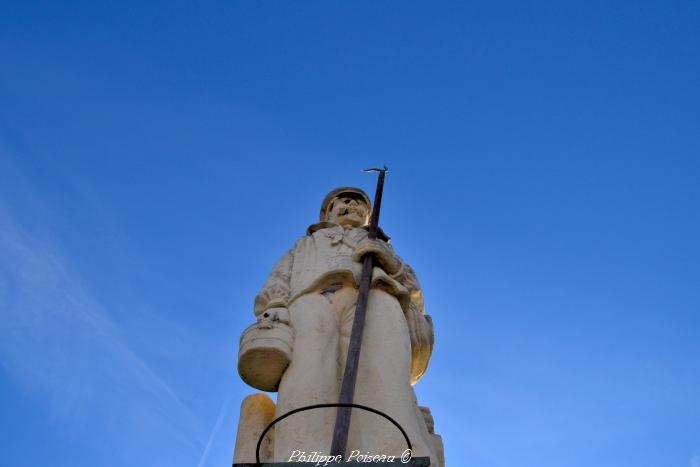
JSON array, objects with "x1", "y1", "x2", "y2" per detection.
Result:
[
  {"x1": 252, "y1": 232, "x2": 434, "y2": 385},
  {"x1": 254, "y1": 250, "x2": 292, "y2": 316},
  {"x1": 406, "y1": 301, "x2": 434, "y2": 385},
  {"x1": 383, "y1": 258, "x2": 434, "y2": 384}
]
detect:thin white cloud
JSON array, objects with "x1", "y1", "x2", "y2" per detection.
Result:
[
  {"x1": 195, "y1": 396, "x2": 233, "y2": 467},
  {"x1": 691, "y1": 452, "x2": 700, "y2": 467},
  {"x1": 0, "y1": 200, "x2": 201, "y2": 457}
]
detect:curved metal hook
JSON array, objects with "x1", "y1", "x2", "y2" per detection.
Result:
[{"x1": 362, "y1": 164, "x2": 389, "y2": 173}]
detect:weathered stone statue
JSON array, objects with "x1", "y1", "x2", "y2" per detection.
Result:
[{"x1": 234, "y1": 187, "x2": 444, "y2": 466}]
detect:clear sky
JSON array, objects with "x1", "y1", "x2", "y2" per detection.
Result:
[{"x1": 1, "y1": 1, "x2": 699, "y2": 466}]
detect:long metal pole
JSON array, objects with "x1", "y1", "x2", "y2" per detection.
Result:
[{"x1": 330, "y1": 166, "x2": 388, "y2": 458}]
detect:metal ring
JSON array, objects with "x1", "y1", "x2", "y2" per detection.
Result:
[{"x1": 253, "y1": 402, "x2": 412, "y2": 466}]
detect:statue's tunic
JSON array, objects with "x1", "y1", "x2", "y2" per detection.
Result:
[
  {"x1": 254, "y1": 222, "x2": 436, "y2": 462},
  {"x1": 255, "y1": 223, "x2": 413, "y2": 311}
]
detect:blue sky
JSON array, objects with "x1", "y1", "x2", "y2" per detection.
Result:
[{"x1": 1, "y1": 1, "x2": 699, "y2": 466}]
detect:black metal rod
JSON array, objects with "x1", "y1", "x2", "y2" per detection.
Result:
[{"x1": 330, "y1": 167, "x2": 387, "y2": 458}]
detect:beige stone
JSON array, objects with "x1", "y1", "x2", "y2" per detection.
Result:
[
  {"x1": 233, "y1": 187, "x2": 442, "y2": 466},
  {"x1": 238, "y1": 308, "x2": 293, "y2": 391},
  {"x1": 420, "y1": 406, "x2": 445, "y2": 467},
  {"x1": 233, "y1": 393, "x2": 276, "y2": 464}
]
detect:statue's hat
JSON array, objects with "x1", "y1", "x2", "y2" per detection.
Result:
[{"x1": 320, "y1": 187, "x2": 371, "y2": 221}]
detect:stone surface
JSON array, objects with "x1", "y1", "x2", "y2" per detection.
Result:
[
  {"x1": 233, "y1": 188, "x2": 443, "y2": 467},
  {"x1": 419, "y1": 406, "x2": 445, "y2": 467},
  {"x1": 232, "y1": 457, "x2": 432, "y2": 466},
  {"x1": 238, "y1": 308, "x2": 294, "y2": 391},
  {"x1": 234, "y1": 394, "x2": 276, "y2": 464}
]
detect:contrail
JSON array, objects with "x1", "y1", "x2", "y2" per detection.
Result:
[{"x1": 196, "y1": 396, "x2": 233, "y2": 467}]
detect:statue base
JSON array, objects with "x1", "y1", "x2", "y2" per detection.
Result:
[{"x1": 233, "y1": 457, "x2": 430, "y2": 466}]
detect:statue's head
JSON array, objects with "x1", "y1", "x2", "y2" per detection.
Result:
[{"x1": 320, "y1": 187, "x2": 371, "y2": 227}]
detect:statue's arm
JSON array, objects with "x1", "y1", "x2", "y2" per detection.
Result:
[
  {"x1": 393, "y1": 261, "x2": 435, "y2": 385},
  {"x1": 351, "y1": 237, "x2": 434, "y2": 382},
  {"x1": 240, "y1": 252, "x2": 294, "y2": 392},
  {"x1": 253, "y1": 250, "x2": 293, "y2": 317}
]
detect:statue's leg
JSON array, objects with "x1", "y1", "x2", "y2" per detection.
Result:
[
  {"x1": 274, "y1": 292, "x2": 339, "y2": 461},
  {"x1": 344, "y1": 289, "x2": 438, "y2": 463}
]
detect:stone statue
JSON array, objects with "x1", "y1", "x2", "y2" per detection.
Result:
[{"x1": 234, "y1": 187, "x2": 444, "y2": 466}]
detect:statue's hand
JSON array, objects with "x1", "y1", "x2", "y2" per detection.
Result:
[
  {"x1": 353, "y1": 238, "x2": 400, "y2": 274},
  {"x1": 256, "y1": 307, "x2": 290, "y2": 329}
]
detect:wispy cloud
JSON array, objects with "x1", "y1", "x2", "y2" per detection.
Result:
[
  {"x1": 0, "y1": 197, "x2": 201, "y2": 461},
  {"x1": 691, "y1": 452, "x2": 700, "y2": 467},
  {"x1": 195, "y1": 396, "x2": 233, "y2": 467}
]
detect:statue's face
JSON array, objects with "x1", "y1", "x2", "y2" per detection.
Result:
[{"x1": 326, "y1": 195, "x2": 369, "y2": 227}]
